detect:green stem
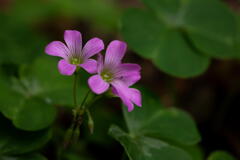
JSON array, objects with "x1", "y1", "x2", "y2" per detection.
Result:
[
  {"x1": 69, "y1": 90, "x2": 91, "y2": 143},
  {"x1": 63, "y1": 86, "x2": 102, "y2": 150},
  {"x1": 62, "y1": 72, "x2": 78, "y2": 150},
  {"x1": 79, "y1": 89, "x2": 91, "y2": 110}
]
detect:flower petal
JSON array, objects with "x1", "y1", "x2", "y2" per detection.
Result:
[
  {"x1": 115, "y1": 63, "x2": 141, "y2": 86},
  {"x1": 129, "y1": 88, "x2": 142, "y2": 107},
  {"x1": 121, "y1": 72, "x2": 141, "y2": 86},
  {"x1": 97, "y1": 53, "x2": 104, "y2": 73},
  {"x1": 58, "y1": 59, "x2": 76, "y2": 76},
  {"x1": 82, "y1": 38, "x2": 104, "y2": 58},
  {"x1": 45, "y1": 41, "x2": 69, "y2": 58},
  {"x1": 115, "y1": 63, "x2": 141, "y2": 77},
  {"x1": 88, "y1": 75, "x2": 110, "y2": 94},
  {"x1": 111, "y1": 80, "x2": 134, "y2": 112},
  {"x1": 111, "y1": 87, "x2": 118, "y2": 96},
  {"x1": 119, "y1": 63, "x2": 141, "y2": 73},
  {"x1": 80, "y1": 59, "x2": 97, "y2": 74},
  {"x1": 105, "y1": 40, "x2": 127, "y2": 66},
  {"x1": 64, "y1": 30, "x2": 82, "y2": 56}
]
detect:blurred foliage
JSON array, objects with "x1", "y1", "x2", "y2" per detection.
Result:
[
  {"x1": 0, "y1": 14, "x2": 47, "y2": 64},
  {"x1": 11, "y1": 0, "x2": 121, "y2": 31},
  {"x1": 121, "y1": 0, "x2": 240, "y2": 77},
  {"x1": 0, "y1": 0, "x2": 121, "y2": 64}
]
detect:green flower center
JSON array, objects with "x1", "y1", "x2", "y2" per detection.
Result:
[
  {"x1": 70, "y1": 57, "x2": 82, "y2": 65},
  {"x1": 101, "y1": 71, "x2": 113, "y2": 82}
]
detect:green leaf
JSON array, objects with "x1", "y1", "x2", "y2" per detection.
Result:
[
  {"x1": 123, "y1": 88, "x2": 201, "y2": 145},
  {"x1": 12, "y1": 98, "x2": 56, "y2": 131},
  {"x1": 28, "y1": 56, "x2": 74, "y2": 106},
  {"x1": 153, "y1": 31, "x2": 210, "y2": 78},
  {"x1": 0, "y1": 79, "x2": 23, "y2": 120},
  {"x1": 125, "y1": 107, "x2": 200, "y2": 145},
  {"x1": 122, "y1": 0, "x2": 239, "y2": 77},
  {"x1": 122, "y1": 8, "x2": 210, "y2": 78},
  {"x1": 109, "y1": 87, "x2": 201, "y2": 160},
  {"x1": 0, "y1": 154, "x2": 47, "y2": 160},
  {"x1": 0, "y1": 55, "x2": 92, "y2": 131},
  {"x1": 0, "y1": 114, "x2": 51, "y2": 155},
  {"x1": 208, "y1": 151, "x2": 236, "y2": 160},
  {"x1": 29, "y1": 55, "x2": 91, "y2": 107},
  {"x1": 183, "y1": 0, "x2": 237, "y2": 59},
  {"x1": 109, "y1": 125, "x2": 191, "y2": 160},
  {"x1": 0, "y1": 71, "x2": 56, "y2": 131},
  {"x1": 140, "y1": 0, "x2": 186, "y2": 27},
  {"x1": 142, "y1": 0, "x2": 237, "y2": 59}
]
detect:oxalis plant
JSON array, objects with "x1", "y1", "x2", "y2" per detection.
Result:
[
  {"x1": 0, "y1": 30, "x2": 237, "y2": 160},
  {"x1": 45, "y1": 30, "x2": 142, "y2": 148},
  {"x1": 0, "y1": 0, "x2": 239, "y2": 159}
]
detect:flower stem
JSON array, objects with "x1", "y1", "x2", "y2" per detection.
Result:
[
  {"x1": 63, "y1": 82, "x2": 101, "y2": 150},
  {"x1": 80, "y1": 89, "x2": 91, "y2": 110},
  {"x1": 62, "y1": 72, "x2": 79, "y2": 149},
  {"x1": 68, "y1": 89, "x2": 91, "y2": 144}
]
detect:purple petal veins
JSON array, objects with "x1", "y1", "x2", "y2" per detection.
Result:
[
  {"x1": 83, "y1": 38, "x2": 104, "y2": 59},
  {"x1": 105, "y1": 40, "x2": 127, "y2": 67}
]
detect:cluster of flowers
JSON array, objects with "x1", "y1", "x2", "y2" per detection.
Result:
[{"x1": 45, "y1": 30, "x2": 141, "y2": 111}]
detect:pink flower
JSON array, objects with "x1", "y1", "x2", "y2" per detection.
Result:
[
  {"x1": 45, "y1": 30, "x2": 104, "y2": 75},
  {"x1": 88, "y1": 40, "x2": 142, "y2": 112}
]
